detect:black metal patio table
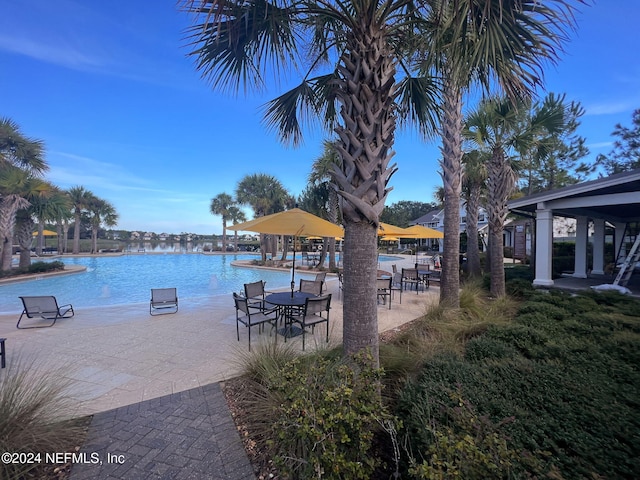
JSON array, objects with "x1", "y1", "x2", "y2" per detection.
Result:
[{"x1": 265, "y1": 291, "x2": 316, "y2": 338}]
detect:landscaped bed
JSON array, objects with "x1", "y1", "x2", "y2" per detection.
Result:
[{"x1": 225, "y1": 276, "x2": 640, "y2": 479}]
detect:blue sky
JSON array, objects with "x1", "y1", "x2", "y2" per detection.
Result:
[{"x1": 1, "y1": 1, "x2": 638, "y2": 235}]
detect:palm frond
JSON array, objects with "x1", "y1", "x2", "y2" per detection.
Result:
[
  {"x1": 395, "y1": 75, "x2": 441, "y2": 139},
  {"x1": 260, "y1": 80, "x2": 317, "y2": 145},
  {"x1": 184, "y1": 0, "x2": 302, "y2": 93}
]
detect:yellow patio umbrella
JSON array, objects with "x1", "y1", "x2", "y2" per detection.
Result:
[
  {"x1": 32, "y1": 229, "x2": 58, "y2": 236},
  {"x1": 381, "y1": 236, "x2": 400, "y2": 242},
  {"x1": 378, "y1": 222, "x2": 416, "y2": 237},
  {"x1": 229, "y1": 208, "x2": 344, "y2": 296},
  {"x1": 229, "y1": 208, "x2": 344, "y2": 238},
  {"x1": 403, "y1": 224, "x2": 444, "y2": 239}
]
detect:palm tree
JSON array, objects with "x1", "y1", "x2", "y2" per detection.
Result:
[
  {"x1": 14, "y1": 181, "x2": 69, "y2": 268},
  {"x1": 235, "y1": 174, "x2": 289, "y2": 262},
  {"x1": 0, "y1": 118, "x2": 47, "y2": 173},
  {"x1": 210, "y1": 193, "x2": 235, "y2": 252},
  {"x1": 0, "y1": 166, "x2": 36, "y2": 270},
  {"x1": 464, "y1": 95, "x2": 566, "y2": 296},
  {"x1": 86, "y1": 195, "x2": 118, "y2": 254},
  {"x1": 67, "y1": 186, "x2": 92, "y2": 254},
  {"x1": 0, "y1": 118, "x2": 48, "y2": 269},
  {"x1": 183, "y1": 0, "x2": 442, "y2": 364},
  {"x1": 308, "y1": 140, "x2": 343, "y2": 270},
  {"x1": 421, "y1": 0, "x2": 580, "y2": 307},
  {"x1": 227, "y1": 205, "x2": 246, "y2": 251}
]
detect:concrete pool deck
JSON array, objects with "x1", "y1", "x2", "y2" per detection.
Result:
[{"x1": 0, "y1": 254, "x2": 436, "y2": 417}]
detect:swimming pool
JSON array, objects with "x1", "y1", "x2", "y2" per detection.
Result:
[{"x1": 0, "y1": 254, "x2": 321, "y2": 314}]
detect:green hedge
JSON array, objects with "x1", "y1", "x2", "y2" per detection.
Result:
[
  {"x1": 0, "y1": 261, "x2": 65, "y2": 278},
  {"x1": 396, "y1": 290, "x2": 640, "y2": 479}
]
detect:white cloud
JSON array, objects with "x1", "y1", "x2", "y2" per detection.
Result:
[{"x1": 585, "y1": 100, "x2": 639, "y2": 116}]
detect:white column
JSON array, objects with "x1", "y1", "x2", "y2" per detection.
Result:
[
  {"x1": 591, "y1": 219, "x2": 605, "y2": 275},
  {"x1": 533, "y1": 206, "x2": 554, "y2": 287},
  {"x1": 573, "y1": 216, "x2": 588, "y2": 278}
]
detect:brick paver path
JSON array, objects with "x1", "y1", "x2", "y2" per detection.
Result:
[{"x1": 71, "y1": 383, "x2": 255, "y2": 480}]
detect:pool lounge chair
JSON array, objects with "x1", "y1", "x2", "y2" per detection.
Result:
[
  {"x1": 17, "y1": 296, "x2": 74, "y2": 329},
  {"x1": 150, "y1": 288, "x2": 178, "y2": 315}
]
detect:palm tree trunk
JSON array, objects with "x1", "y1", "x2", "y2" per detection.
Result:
[
  {"x1": 35, "y1": 223, "x2": 44, "y2": 255},
  {"x1": 16, "y1": 214, "x2": 34, "y2": 269},
  {"x1": 331, "y1": 23, "x2": 397, "y2": 366},
  {"x1": 465, "y1": 185, "x2": 482, "y2": 278},
  {"x1": 486, "y1": 148, "x2": 514, "y2": 297},
  {"x1": 0, "y1": 194, "x2": 30, "y2": 271},
  {"x1": 72, "y1": 213, "x2": 81, "y2": 254},
  {"x1": 62, "y1": 221, "x2": 69, "y2": 254},
  {"x1": 342, "y1": 221, "x2": 378, "y2": 362},
  {"x1": 318, "y1": 238, "x2": 328, "y2": 267},
  {"x1": 56, "y1": 224, "x2": 63, "y2": 254},
  {"x1": 328, "y1": 190, "x2": 339, "y2": 270},
  {"x1": 221, "y1": 220, "x2": 227, "y2": 252},
  {"x1": 91, "y1": 226, "x2": 98, "y2": 253},
  {"x1": 280, "y1": 236, "x2": 288, "y2": 261},
  {"x1": 1, "y1": 239, "x2": 12, "y2": 271},
  {"x1": 439, "y1": 71, "x2": 463, "y2": 307}
]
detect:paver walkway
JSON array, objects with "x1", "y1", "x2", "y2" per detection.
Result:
[{"x1": 70, "y1": 383, "x2": 255, "y2": 480}]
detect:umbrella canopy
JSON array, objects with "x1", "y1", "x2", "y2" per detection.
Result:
[
  {"x1": 403, "y1": 224, "x2": 444, "y2": 239},
  {"x1": 229, "y1": 208, "x2": 343, "y2": 297},
  {"x1": 229, "y1": 208, "x2": 344, "y2": 238},
  {"x1": 378, "y1": 222, "x2": 416, "y2": 237},
  {"x1": 32, "y1": 229, "x2": 58, "y2": 236},
  {"x1": 381, "y1": 236, "x2": 400, "y2": 242}
]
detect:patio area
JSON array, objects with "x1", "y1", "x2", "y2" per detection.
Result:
[{"x1": 0, "y1": 255, "x2": 435, "y2": 417}]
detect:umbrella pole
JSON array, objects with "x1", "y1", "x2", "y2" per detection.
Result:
[{"x1": 290, "y1": 236, "x2": 296, "y2": 298}]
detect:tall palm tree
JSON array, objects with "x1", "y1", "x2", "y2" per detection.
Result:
[
  {"x1": 0, "y1": 118, "x2": 48, "y2": 268},
  {"x1": 14, "y1": 181, "x2": 69, "y2": 268},
  {"x1": 67, "y1": 186, "x2": 92, "y2": 254},
  {"x1": 464, "y1": 95, "x2": 566, "y2": 296},
  {"x1": 86, "y1": 195, "x2": 118, "y2": 254},
  {"x1": 0, "y1": 166, "x2": 36, "y2": 270},
  {"x1": 227, "y1": 205, "x2": 246, "y2": 251},
  {"x1": 309, "y1": 139, "x2": 343, "y2": 270},
  {"x1": 210, "y1": 192, "x2": 235, "y2": 252},
  {"x1": 235, "y1": 173, "x2": 289, "y2": 262},
  {"x1": 183, "y1": 0, "x2": 440, "y2": 364},
  {"x1": 421, "y1": 0, "x2": 581, "y2": 307}
]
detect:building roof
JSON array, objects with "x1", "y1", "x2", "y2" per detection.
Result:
[
  {"x1": 508, "y1": 169, "x2": 640, "y2": 222},
  {"x1": 411, "y1": 208, "x2": 441, "y2": 225}
]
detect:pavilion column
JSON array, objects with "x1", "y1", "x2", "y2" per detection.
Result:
[
  {"x1": 533, "y1": 205, "x2": 554, "y2": 287},
  {"x1": 591, "y1": 218, "x2": 605, "y2": 275},
  {"x1": 573, "y1": 216, "x2": 589, "y2": 278}
]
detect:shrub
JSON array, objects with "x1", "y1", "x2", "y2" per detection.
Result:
[
  {"x1": 396, "y1": 291, "x2": 640, "y2": 479},
  {"x1": 464, "y1": 335, "x2": 517, "y2": 362},
  {"x1": 264, "y1": 352, "x2": 391, "y2": 479},
  {"x1": 406, "y1": 390, "x2": 547, "y2": 480},
  {"x1": 0, "y1": 358, "x2": 86, "y2": 480},
  {"x1": 28, "y1": 260, "x2": 65, "y2": 273},
  {"x1": 505, "y1": 278, "x2": 535, "y2": 299}
]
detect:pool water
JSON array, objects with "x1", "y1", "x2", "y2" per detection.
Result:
[{"x1": 0, "y1": 254, "x2": 320, "y2": 313}]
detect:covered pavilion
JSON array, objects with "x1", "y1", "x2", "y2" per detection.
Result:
[{"x1": 508, "y1": 169, "x2": 640, "y2": 288}]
